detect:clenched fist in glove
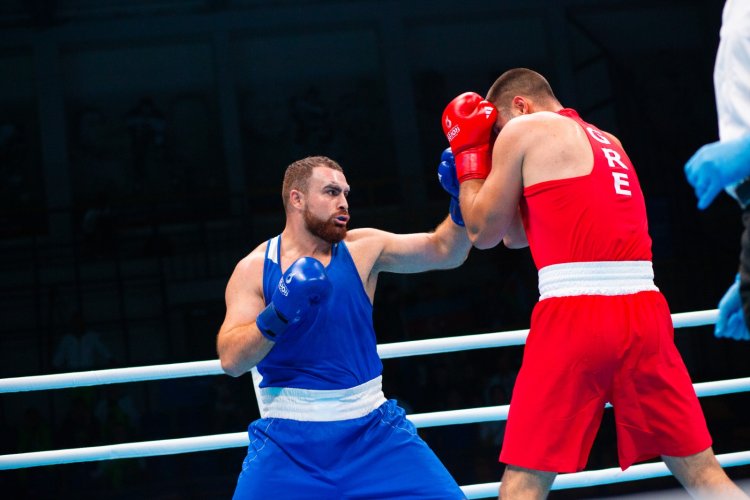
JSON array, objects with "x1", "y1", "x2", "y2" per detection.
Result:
[
  {"x1": 256, "y1": 257, "x2": 332, "y2": 341},
  {"x1": 437, "y1": 148, "x2": 463, "y2": 226},
  {"x1": 442, "y1": 92, "x2": 498, "y2": 183}
]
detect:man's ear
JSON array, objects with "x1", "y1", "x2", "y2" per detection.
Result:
[
  {"x1": 290, "y1": 189, "x2": 304, "y2": 209},
  {"x1": 512, "y1": 96, "x2": 530, "y2": 115}
]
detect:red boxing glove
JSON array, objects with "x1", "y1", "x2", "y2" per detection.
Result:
[{"x1": 442, "y1": 92, "x2": 498, "y2": 182}]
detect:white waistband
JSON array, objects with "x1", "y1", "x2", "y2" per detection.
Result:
[
  {"x1": 538, "y1": 261, "x2": 659, "y2": 300},
  {"x1": 259, "y1": 375, "x2": 387, "y2": 421}
]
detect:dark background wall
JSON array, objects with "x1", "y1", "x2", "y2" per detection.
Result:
[{"x1": 2, "y1": 0, "x2": 749, "y2": 498}]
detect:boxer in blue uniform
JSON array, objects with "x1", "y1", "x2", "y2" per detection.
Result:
[{"x1": 217, "y1": 155, "x2": 471, "y2": 499}]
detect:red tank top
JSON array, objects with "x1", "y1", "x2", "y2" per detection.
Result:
[{"x1": 520, "y1": 108, "x2": 652, "y2": 270}]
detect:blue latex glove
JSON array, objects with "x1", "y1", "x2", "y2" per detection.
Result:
[
  {"x1": 437, "y1": 148, "x2": 464, "y2": 226},
  {"x1": 715, "y1": 274, "x2": 750, "y2": 341},
  {"x1": 684, "y1": 134, "x2": 750, "y2": 210}
]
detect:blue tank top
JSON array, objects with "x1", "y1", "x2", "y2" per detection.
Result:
[{"x1": 257, "y1": 235, "x2": 383, "y2": 390}]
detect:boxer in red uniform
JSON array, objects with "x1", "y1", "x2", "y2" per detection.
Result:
[{"x1": 442, "y1": 68, "x2": 749, "y2": 499}]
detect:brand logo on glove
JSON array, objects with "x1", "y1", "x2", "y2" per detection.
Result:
[
  {"x1": 446, "y1": 125, "x2": 460, "y2": 142},
  {"x1": 277, "y1": 277, "x2": 289, "y2": 297},
  {"x1": 445, "y1": 117, "x2": 452, "y2": 128},
  {"x1": 483, "y1": 106, "x2": 494, "y2": 118}
]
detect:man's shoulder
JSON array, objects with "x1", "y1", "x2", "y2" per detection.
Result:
[
  {"x1": 345, "y1": 227, "x2": 389, "y2": 243},
  {"x1": 243, "y1": 241, "x2": 269, "y2": 262},
  {"x1": 344, "y1": 228, "x2": 390, "y2": 263},
  {"x1": 503, "y1": 112, "x2": 565, "y2": 138},
  {"x1": 232, "y1": 242, "x2": 268, "y2": 276},
  {"x1": 527, "y1": 111, "x2": 571, "y2": 128}
]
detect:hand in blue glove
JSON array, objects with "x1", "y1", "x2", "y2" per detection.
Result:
[
  {"x1": 684, "y1": 135, "x2": 750, "y2": 210},
  {"x1": 256, "y1": 257, "x2": 332, "y2": 341},
  {"x1": 437, "y1": 148, "x2": 464, "y2": 226},
  {"x1": 715, "y1": 274, "x2": 750, "y2": 341}
]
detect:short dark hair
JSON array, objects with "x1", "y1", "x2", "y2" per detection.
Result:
[
  {"x1": 486, "y1": 68, "x2": 558, "y2": 110},
  {"x1": 282, "y1": 156, "x2": 343, "y2": 209}
]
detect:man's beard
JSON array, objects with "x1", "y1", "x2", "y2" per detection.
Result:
[{"x1": 303, "y1": 208, "x2": 347, "y2": 243}]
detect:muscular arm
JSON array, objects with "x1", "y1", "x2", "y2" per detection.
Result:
[
  {"x1": 503, "y1": 208, "x2": 528, "y2": 249},
  {"x1": 216, "y1": 250, "x2": 274, "y2": 377},
  {"x1": 374, "y1": 216, "x2": 472, "y2": 274},
  {"x1": 460, "y1": 118, "x2": 529, "y2": 249},
  {"x1": 348, "y1": 216, "x2": 471, "y2": 280}
]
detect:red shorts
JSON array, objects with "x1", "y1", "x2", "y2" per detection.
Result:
[{"x1": 499, "y1": 291, "x2": 711, "y2": 472}]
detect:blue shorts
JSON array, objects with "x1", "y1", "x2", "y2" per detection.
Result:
[{"x1": 232, "y1": 399, "x2": 466, "y2": 499}]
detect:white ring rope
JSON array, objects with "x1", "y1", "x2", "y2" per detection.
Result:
[
  {"x1": 0, "y1": 360, "x2": 222, "y2": 394},
  {"x1": 0, "y1": 310, "x2": 719, "y2": 394},
  {"x1": 3, "y1": 372, "x2": 750, "y2": 471},
  {"x1": 461, "y1": 451, "x2": 750, "y2": 499},
  {"x1": 0, "y1": 432, "x2": 249, "y2": 471},
  {"x1": 2, "y1": 307, "x2": 747, "y2": 499}
]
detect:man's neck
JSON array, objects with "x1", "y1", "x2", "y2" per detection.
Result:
[{"x1": 280, "y1": 227, "x2": 333, "y2": 263}]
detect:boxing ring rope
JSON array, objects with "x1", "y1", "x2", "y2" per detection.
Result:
[
  {"x1": 2, "y1": 309, "x2": 750, "y2": 498},
  {"x1": 0, "y1": 309, "x2": 719, "y2": 393}
]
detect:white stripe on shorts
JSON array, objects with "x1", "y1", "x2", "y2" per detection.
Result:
[
  {"x1": 259, "y1": 375, "x2": 387, "y2": 421},
  {"x1": 538, "y1": 261, "x2": 659, "y2": 300}
]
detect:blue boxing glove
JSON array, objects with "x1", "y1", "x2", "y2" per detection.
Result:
[
  {"x1": 684, "y1": 135, "x2": 750, "y2": 210},
  {"x1": 256, "y1": 257, "x2": 332, "y2": 341},
  {"x1": 437, "y1": 148, "x2": 464, "y2": 226},
  {"x1": 715, "y1": 274, "x2": 750, "y2": 341}
]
